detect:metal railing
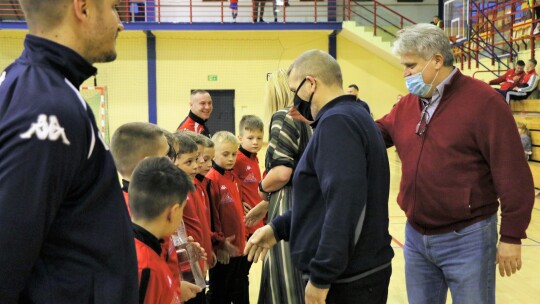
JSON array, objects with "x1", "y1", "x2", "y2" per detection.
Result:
[
  {"x1": 347, "y1": 0, "x2": 416, "y2": 38},
  {"x1": 0, "y1": 0, "x2": 345, "y2": 24},
  {"x1": 454, "y1": 0, "x2": 537, "y2": 71}
]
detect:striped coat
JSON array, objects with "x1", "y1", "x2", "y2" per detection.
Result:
[{"x1": 258, "y1": 108, "x2": 312, "y2": 304}]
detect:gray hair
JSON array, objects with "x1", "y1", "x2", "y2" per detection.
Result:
[{"x1": 393, "y1": 23, "x2": 454, "y2": 67}]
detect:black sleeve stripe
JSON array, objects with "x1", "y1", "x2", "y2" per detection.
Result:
[
  {"x1": 139, "y1": 268, "x2": 151, "y2": 304},
  {"x1": 206, "y1": 180, "x2": 216, "y2": 232}
]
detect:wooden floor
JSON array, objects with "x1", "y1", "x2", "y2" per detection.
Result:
[{"x1": 247, "y1": 150, "x2": 540, "y2": 303}]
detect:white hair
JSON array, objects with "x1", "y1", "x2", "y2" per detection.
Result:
[{"x1": 393, "y1": 23, "x2": 454, "y2": 67}]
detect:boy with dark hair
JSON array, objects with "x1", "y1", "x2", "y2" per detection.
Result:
[
  {"x1": 130, "y1": 157, "x2": 200, "y2": 303},
  {"x1": 171, "y1": 132, "x2": 212, "y2": 304},
  {"x1": 111, "y1": 124, "x2": 202, "y2": 300},
  {"x1": 206, "y1": 131, "x2": 249, "y2": 304},
  {"x1": 233, "y1": 115, "x2": 265, "y2": 234},
  {"x1": 180, "y1": 130, "x2": 218, "y2": 271}
]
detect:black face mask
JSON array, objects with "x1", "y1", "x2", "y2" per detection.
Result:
[{"x1": 293, "y1": 78, "x2": 314, "y2": 121}]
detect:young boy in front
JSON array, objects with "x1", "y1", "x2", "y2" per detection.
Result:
[
  {"x1": 129, "y1": 157, "x2": 199, "y2": 304},
  {"x1": 206, "y1": 131, "x2": 249, "y2": 304},
  {"x1": 233, "y1": 115, "x2": 265, "y2": 234},
  {"x1": 172, "y1": 132, "x2": 213, "y2": 304}
]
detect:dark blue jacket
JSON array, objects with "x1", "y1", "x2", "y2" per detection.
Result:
[
  {"x1": 357, "y1": 98, "x2": 371, "y2": 114},
  {"x1": 271, "y1": 95, "x2": 393, "y2": 288},
  {"x1": 0, "y1": 35, "x2": 138, "y2": 303}
]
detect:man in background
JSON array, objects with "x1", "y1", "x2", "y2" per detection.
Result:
[
  {"x1": 347, "y1": 83, "x2": 372, "y2": 115},
  {"x1": 489, "y1": 60, "x2": 526, "y2": 98},
  {"x1": 178, "y1": 90, "x2": 213, "y2": 137}
]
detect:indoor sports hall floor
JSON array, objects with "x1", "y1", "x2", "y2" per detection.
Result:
[{"x1": 247, "y1": 150, "x2": 540, "y2": 303}]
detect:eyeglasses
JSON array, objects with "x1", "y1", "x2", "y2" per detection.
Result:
[
  {"x1": 167, "y1": 142, "x2": 177, "y2": 162},
  {"x1": 415, "y1": 103, "x2": 431, "y2": 136}
]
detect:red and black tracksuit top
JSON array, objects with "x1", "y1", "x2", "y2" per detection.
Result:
[
  {"x1": 233, "y1": 146, "x2": 264, "y2": 234},
  {"x1": 184, "y1": 179, "x2": 213, "y2": 269},
  {"x1": 133, "y1": 223, "x2": 181, "y2": 304},
  {"x1": 193, "y1": 175, "x2": 215, "y2": 267},
  {"x1": 177, "y1": 111, "x2": 210, "y2": 137},
  {"x1": 489, "y1": 68, "x2": 524, "y2": 90},
  {"x1": 206, "y1": 163, "x2": 246, "y2": 254},
  {"x1": 123, "y1": 180, "x2": 181, "y2": 291}
]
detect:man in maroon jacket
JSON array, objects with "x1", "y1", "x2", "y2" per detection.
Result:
[{"x1": 377, "y1": 23, "x2": 534, "y2": 304}]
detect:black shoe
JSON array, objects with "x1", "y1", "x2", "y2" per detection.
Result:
[
  {"x1": 253, "y1": 18, "x2": 257, "y2": 22},
  {"x1": 274, "y1": 18, "x2": 278, "y2": 22},
  {"x1": 259, "y1": 18, "x2": 265, "y2": 22}
]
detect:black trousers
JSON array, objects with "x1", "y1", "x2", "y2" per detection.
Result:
[
  {"x1": 207, "y1": 256, "x2": 252, "y2": 304},
  {"x1": 185, "y1": 288, "x2": 206, "y2": 304},
  {"x1": 325, "y1": 266, "x2": 392, "y2": 304}
]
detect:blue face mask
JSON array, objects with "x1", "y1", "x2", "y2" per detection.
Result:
[{"x1": 405, "y1": 58, "x2": 439, "y2": 97}]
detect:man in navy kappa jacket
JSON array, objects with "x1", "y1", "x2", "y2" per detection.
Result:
[
  {"x1": 0, "y1": 0, "x2": 138, "y2": 303},
  {"x1": 244, "y1": 50, "x2": 393, "y2": 304}
]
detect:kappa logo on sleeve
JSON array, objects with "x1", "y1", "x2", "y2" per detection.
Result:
[
  {"x1": 20, "y1": 114, "x2": 71, "y2": 145},
  {"x1": 0, "y1": 71, "x2": 6, "y2": 86}
]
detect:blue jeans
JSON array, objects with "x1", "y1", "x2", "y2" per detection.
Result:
[{"x1": 404, "y1": 215, "x2": 497, "y2": 304}]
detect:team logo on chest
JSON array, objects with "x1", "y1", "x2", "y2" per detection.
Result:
[
  {"x1": 220, "y1": 185, "x2": 234, "y2": 204},
  {"x1": 20, "y1": 114, "x2": 71, "y2": 145},
  {"x1": 243, "y1": 172, "x2": 258, "y2": 183}
]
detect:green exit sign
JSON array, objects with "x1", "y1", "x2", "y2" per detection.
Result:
[{"x1": 208, "y1": 75, "x2": 218, "y2": 81}]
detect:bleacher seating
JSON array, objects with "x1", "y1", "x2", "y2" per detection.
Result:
[
  {"x1": 509, "y1": 76, "x2": 540, "y2": 104},
  {"x1": 513, "y1": 103, "x2": 540, "y2": 188},
  {"x1": 511, "y1": 20, "x2": 532, "y2": 51}
]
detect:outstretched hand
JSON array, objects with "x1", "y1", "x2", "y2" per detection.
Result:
[
  {"x1": 245, "y1": 200, "x2": 269, "y2": 227},
  {"x1": 243, "y1": 225, "x2": 277, "y2": 263}
]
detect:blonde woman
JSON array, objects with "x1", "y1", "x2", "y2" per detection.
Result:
[{"x1": 245, "y1": 69, "x2": 312, "y2": 303}]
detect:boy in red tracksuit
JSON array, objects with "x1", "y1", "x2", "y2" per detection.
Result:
[
  {"x1": 171, "y1": 132, "x2": 213, "y2": 304},
  {"x1": 193, "y1": 135, "x2": 218, "y2": 267},
  {"x1": 233, "y1": 115, "x2": 265, "y2": 234},
  {"x1": 206, "y1": 131, "x2": 249, "y2": 304},
  {"x1": 110, "y1": 124, "x2": 201, "y2": 301},
  {"x1": 129, "y1": 157, "x2": 199, "y2": 304},
  {"x1": 181, "y1": 131, "x2": 217, "y2": 270}
]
